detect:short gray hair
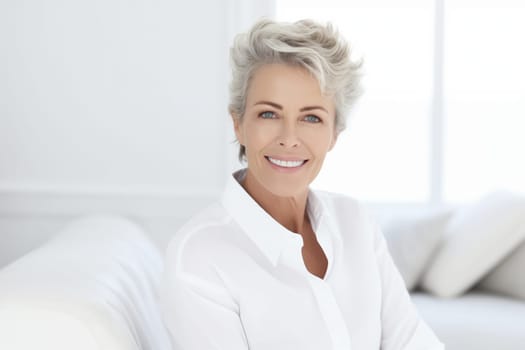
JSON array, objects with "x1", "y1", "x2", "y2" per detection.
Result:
[{"x1": 228, "y1": 18, "x2": 363, "y2": 161}]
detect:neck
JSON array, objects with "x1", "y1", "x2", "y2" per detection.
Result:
[{"x1": 241, "y1": 169, "x2": 309, "y2": 234}]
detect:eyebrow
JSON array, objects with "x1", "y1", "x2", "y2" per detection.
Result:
[{"x1": 254, "y1": 101, "x2": 328, "y2": 113}]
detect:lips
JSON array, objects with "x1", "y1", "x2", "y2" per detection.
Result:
[{"x1": 265, "y1": 156, "x2": 307, "y2": 168}]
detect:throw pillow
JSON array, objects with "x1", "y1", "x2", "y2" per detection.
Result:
[
  {"x1": 478, "y1": 231, "x2": 525, "y2": 301},
  {"x1": 420, "y1": 191, "x2": 525, "y2": 297},
  {"x1": 382, "y1": 210, "x2": 451, "y2": 291}
]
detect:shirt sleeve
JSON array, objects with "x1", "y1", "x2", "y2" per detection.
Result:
[
  {"x1": 373, "y1": 222, "x2": 445, "y2": 350},
  {"x1": 160, "y1": 262, "x2": 249, "y2": 350}
]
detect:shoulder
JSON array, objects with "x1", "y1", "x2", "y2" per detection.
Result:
[{"x1": 164, "y1": 202, "x2": 248, "y2": 279}]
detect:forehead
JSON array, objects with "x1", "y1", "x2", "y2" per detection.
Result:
[{"x1": 246, "y1": 64, "x2": 334, "y2": 111}]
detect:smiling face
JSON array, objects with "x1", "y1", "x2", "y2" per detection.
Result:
[{"x1": 233, "y1": 63, "x2": 338, "y2": 198}]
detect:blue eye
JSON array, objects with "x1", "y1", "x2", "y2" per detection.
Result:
[
  {"x1": 304, "y1": 115, "x2": 321, "y2": 123},
  {"x1": 260, "y1": 111, "x2": 276, "y2": 119}
]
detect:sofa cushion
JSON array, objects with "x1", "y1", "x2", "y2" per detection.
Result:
[
  {"x1": 382, "y1": 210, "x2": 451, "y2": 290},
  {"x1": 478, "y1": 237, "x2": 525, "y2": 301},
  {"x1": 420, "y1": 191, "x2": 525, "y2": 297},
  {"x1": 412, "y1": 291, "x2": 525, "y2": 350}
]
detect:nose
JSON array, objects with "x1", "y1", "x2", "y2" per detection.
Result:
[{"x1": 277, "y1": 122, "x2": 300, "y2": 148}]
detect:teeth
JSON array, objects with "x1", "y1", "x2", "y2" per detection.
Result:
[{"x1": 267, "y1": 157, "x2": 305, "y2": 168}]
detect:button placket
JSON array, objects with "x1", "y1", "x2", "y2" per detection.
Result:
[
  {"x1": 280, "y1": 231, "x2": 351, "y2": 350},
  {"x1": 306, "y1": 276, "x2": 352, "y2": 350}
]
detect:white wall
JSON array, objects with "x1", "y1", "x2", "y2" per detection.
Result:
[{"x1": 0, "y1": 0, "x2": 275, "y2": 267}]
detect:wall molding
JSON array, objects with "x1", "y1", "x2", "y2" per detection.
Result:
[{"x1": 0, "y1": 186, "x2": 220, "y2": 218}]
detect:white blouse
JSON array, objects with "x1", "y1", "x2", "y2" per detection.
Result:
[{"x1": 160, "y1": 169, "x2": 444, "y2": 350}]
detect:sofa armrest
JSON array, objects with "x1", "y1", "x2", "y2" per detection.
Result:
[{"x1": 0, "y1": 216, "x2": 172, "y2": 350}]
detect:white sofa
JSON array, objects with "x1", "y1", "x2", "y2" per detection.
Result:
[
  {"x1": 412, "y1": 291, "x2": 525, "y2": 349},
  {"x1": 0, "y1": 216, "x2": 173, "y2": 350},
  {"x1": 380, "y1": 190, "x2": 525, "y2": 349},
  {"x1": 1, "y1": 202, "x2": 525, "y2": 349}
]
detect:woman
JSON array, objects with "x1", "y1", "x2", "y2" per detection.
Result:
[{"x1": 160, "y1": 19, "x2": 444, "y2": 350}]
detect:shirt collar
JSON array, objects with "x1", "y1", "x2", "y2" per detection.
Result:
[{"x1": 221, "y1": 168, "x2": 327, "y2": 266}]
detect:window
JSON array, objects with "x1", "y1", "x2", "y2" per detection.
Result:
[
  {"x1": 276, "y1": 0, "x2": 525, "y2": 203},
  {"x1": 443, "y1": 0, "x2": 525, "y2": 201}
]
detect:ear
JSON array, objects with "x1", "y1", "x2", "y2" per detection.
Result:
[
  {"x1": 230, "y1": 112, "x2": 244, "y2": 145},
  {"x1": 328, "y1": 130, "x2": 339, "y2": 151}
]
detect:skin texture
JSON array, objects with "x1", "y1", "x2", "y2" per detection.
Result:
[{"x1": 232, "y1": 63, "x2": 338, "y2": 279}]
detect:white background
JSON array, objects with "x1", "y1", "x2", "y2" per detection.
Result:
[
  {"x1": 2, "y1": 0, "x2": 524, "y2": 267},
  {"x1": 0, "y1": 0, "x2": 273, "y2": 267}
]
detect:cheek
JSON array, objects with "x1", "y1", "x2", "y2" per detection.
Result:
[
  {"x1": 245, "y1": 122, "x2": 278, "y2": 148},
  {"x1": 305, "y1": 129, "x2": 336, "y2": 154}
]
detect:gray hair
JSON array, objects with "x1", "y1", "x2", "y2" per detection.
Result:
[{"x1": 228, "y1": 18, "x2": 363, "y2": 161}]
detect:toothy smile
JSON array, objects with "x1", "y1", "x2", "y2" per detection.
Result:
[{"x1": 266, "y1": 156, "x2": 307, "y2": 168}]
